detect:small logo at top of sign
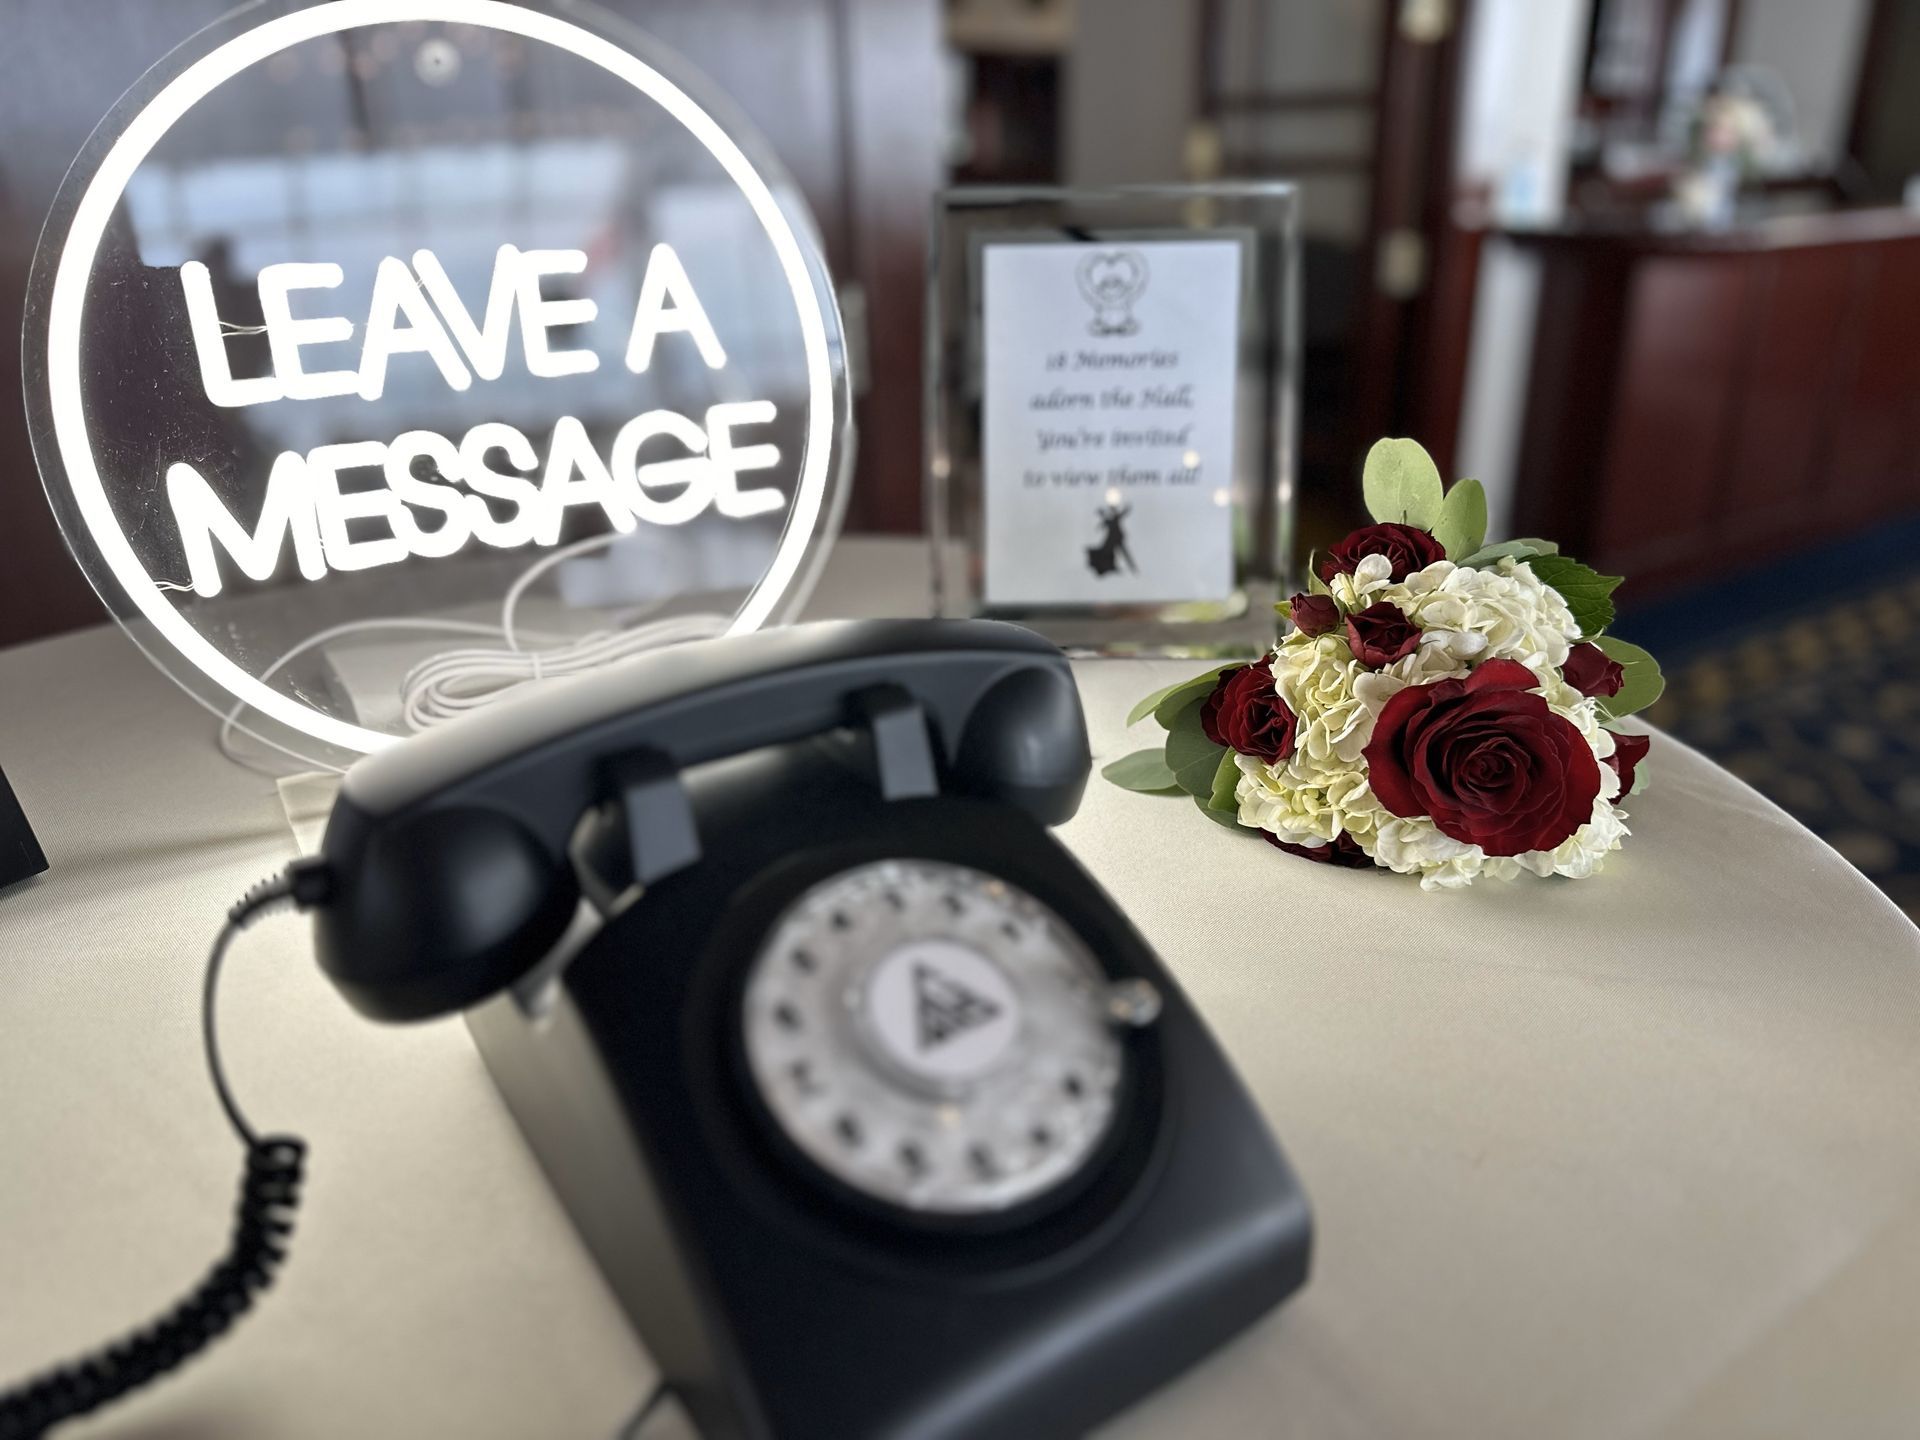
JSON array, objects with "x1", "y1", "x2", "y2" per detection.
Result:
[{"x1": 1076, "y1": 249, "x2": 1149, "y2": 337}]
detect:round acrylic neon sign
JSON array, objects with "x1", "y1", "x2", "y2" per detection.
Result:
[{"x1": 26, "y1": 0, "x2": 849, "y2": 762}]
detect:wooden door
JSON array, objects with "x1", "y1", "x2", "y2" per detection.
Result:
[{"x1": 1195, "y1": 0, "x2": 1477, "y2": 556}]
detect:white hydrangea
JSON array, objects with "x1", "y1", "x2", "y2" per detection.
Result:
[
  {"x1": 1386, "y1": 558, "x2": 1581, "y2": 673},
  {"x1": 1327, "y1": 552, "x2": 1397, "y2": 610},
  {"x1": 1369, "y1": 814, "x2": 1488, "y2": 889},
  {"x1": 1367, "y1": 795, "x2": 1631, "y2": 891},
  {"x1": 1271, "y1": 636, "x2": 1375, "y2": 764},
  {"x1": 1271, "y1": 631, "x2": 1465, "y2": 766},
  {"x1": 1540, "y1": 796, "x2": 1631, "y2": 879},
  {"x1": 1234, "y1": 751, "x2": 1384, "y2": 848}
]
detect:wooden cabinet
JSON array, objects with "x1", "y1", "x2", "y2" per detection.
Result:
[{"x1": 1512, "y1": 213, "x2": 1920, "y2": 598}]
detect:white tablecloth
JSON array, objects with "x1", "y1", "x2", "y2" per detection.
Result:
[{"x1": 3, "y1": 539, "x2": 1919, "y2": 1439}]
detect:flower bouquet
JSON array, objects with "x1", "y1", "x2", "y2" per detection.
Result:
[{"x1": 1105, "y1": 439, "x2": 1664, "y2": 890}]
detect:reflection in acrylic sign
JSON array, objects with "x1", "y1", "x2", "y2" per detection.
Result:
[{"x1": 30, "y1": 0, "x2": 843, "y2": 755}]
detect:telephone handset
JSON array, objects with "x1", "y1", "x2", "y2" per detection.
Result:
[
  {"x1": 314, "y1": 619, "x2": 1089, "y2": 1021},
  {"x1": 316, "y1": 618, "x2": 1311, "y2": 1438}
]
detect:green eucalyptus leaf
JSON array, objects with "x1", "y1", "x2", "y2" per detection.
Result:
[
  {"x1": 1125, "y1": 680, "x2": 1186, "y2": 728},
  {"x1": 1459, "y1": 537, "x2": 1559, "y2": 568},
  {"x1": 1165, "y1": 710, "x2": 1228, "y2": 799},
  {"x1": 1306, "y1": 562, "x2": 1333, "y2": 597},
  {"x1": 1121, "y1": 679, "x2": 1182, "y2": 725},
  {"x1": 1207, "y1": 749, "x2": 1240, "y2": 812},
  {"x1": 1125, "y1": 664, "x2": 1232, "y2": 728},
  {"x1": 1193, "y1": 794, "x2": 1252, "y2": 830},
  {"x1": 1432, "y1": 477, "x2": 1488, "y2": 560},
  {"x1": 1101, "y1": 748, "x2": 1181, "y2": 792},
  {"x1": 1592, "y1": 637, "x2": 1665, "y2": 719},
  {"x1": 1529, "y1": 554, "x2": 1623, "y2": 637},
  {"x1": 1152, "y1": 666, "x2": 1236, "y2": 730},
  {"x1": 1361, "y1": 437, "x2": 1445, "y2": 529}
]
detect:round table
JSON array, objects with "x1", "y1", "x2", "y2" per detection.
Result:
[{"x1": 3, "y1": 539, "x2": 1918, "y2": 1439}]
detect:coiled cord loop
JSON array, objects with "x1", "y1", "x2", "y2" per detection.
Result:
[
  {"x1": 0, "y1": 866, "x2": 326, "y2": 1438},
  {"x1": 0, "y1": 1138, "x2": 307, "y2": 1440}
]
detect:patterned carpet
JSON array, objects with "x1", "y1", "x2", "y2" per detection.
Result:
[{"x1": 1617, "y1": 525, "x2": 1920, "y2": 924}]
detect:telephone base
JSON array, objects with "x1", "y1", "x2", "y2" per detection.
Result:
[{"x1": 469, "y1": 769, "x2": 1310, "y2": 1439}]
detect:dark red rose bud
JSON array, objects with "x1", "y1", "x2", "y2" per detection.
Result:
[
  {"x1": 1315, "y1": 522, "x2": 1447, "y2": 584},
  {"x1": 1362, "y1": 658, "x2": 1601, "y2": 857},
  {"x1": 1604, "y1": 731, "x2": 1651, "y2": 794},
  {"x1": 1288, "y1": 592, "x2": 1340, "y2": 637},
  {"x1": 1199, "y1": 659, "x2": 1298, "y2": 763},
  {"x1": 1262, "y1": 830, "x2": 1374, "y2": 868},
  {"x1": 1345, "y1": 601, "x2": 1422, "y2": 668},
  {"x1": 1562, "y1": 642, "x2": 1626, "y2": 698}
]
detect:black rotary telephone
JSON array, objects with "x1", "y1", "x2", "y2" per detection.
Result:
[{"x1": 3, "y1": 620, "x2": 1310, "y2": 1440}]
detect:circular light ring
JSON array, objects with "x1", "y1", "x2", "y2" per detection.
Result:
[{"x1": 44, "y1": 0, "x2": 837, "y2": 753}]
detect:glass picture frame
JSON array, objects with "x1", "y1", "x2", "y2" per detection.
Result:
[{"x1": 927, "y1": 183, "x2": 1298, "y2": 656}]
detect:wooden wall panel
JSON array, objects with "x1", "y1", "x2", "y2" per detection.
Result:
[
  {"x1": 1823, "y1": 238, "x2": 1920, "y2": 526},
  {"x1": 1593, "y1": 256, "x2": 1750, "y2": 572},
  {"x1": 1511, "y1": 248, "x2": 1635, "y2": 557},
  {"x1": 1515, "y1": 218, "x2": 1920, "y2": 600},
  {"x1": 1720, "y1": 246, "x2": 1854, "y2": 547}
]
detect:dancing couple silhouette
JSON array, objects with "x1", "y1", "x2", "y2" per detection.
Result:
[{"x1": 1086, "y1": 502, "x2": 1137, "y2": 578}]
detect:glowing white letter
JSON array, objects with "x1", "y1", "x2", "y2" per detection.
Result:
[
  {"x1": 706, "y1": 401, "x2": 785, "y2": 518},
  {"x1": 516, "y1": 249, "x2": 599, "y2": 379},
  {"x1": 358, "y1": 256, "x2": 472, "y2": 401},
  {"x1": 179, "y1": 261, "x2": 283, "y2": 408},
  {"x1": 413, "y1": 245, "x2": 522, "y2": 383},
  {"x1": 167, "y1": 452, "x2": 324, "y2": 597},
  {"x1": 385, "y1": 430, "x2": 472, "y2": 558},
  {"x1": 536, "y1": 416, "x2": 635, "y2": 545},
  {"x1": 459, "y1": 422, "x2": 543, "y2": 550},
  {"x1": 308, "y1": 441, "x2": 409, "y2": 573},
  {"x1": 625, "y1": 243, "x2": 727, "y2": 373},
  {"x1": 256, "y1": 262, "x2": 360, "y2": 401},
  {"x1": 611, "y1": 410, "x2": 718, "y2": 526}
]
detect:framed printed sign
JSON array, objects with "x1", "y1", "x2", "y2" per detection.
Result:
[
  {"x1": 928, "y1": 184, "x2": 1297, "y2": 655},
  {"x1": 24, "y1": 0, "x2": 850, "y2": 769}
]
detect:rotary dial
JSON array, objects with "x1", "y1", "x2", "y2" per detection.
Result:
[{"x1": 740, "y1": 859, "x2": 1131, "y2": 1216}]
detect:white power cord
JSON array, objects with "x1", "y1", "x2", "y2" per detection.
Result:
[
  {"x1": 397, "y1": 612, "x2": 728, "y2": 731},
  {"x1": 216, "y1": 532, "x2": 729, "y2": 777}
]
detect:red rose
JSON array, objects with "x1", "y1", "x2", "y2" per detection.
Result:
[
  {"x1": 1345, "y1": 601, "x2": 1422, "y2": 668},
  {"x1": 1604, "y1": 731, "x2": 1650, "y2": 793},
  {"x1": 1200, "y1": 660, "x2": 1297, "y2": 763},
  {"x1": 1288, "y1": 592, "x2": 1340, "y2": 637},
  {"x1": 1262, "y1": 830, "x2": 1374, "y2": 868},
  {"x1": 1316, "y1": 522, "x2": 1447, "y2": 584},
  {"x1": 1562, "y1": 642, "x2": 1625, "y2": 698},
  {"x1": 1362, "y1": 658, "x2": 1602, "y2": 857}
]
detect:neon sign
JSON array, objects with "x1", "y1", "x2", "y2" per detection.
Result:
[{"x1": 30, "y1": 0, "x2": 846, "y2": 755}]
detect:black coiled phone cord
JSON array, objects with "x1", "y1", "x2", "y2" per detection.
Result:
[{"x1": 0, "y1": 865, "x2": 328, "y2": 1440}]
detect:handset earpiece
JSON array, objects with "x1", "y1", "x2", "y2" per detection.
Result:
[
  {"x1": 952, "y1": 662, "x2": 1090, "y2": 825},
  {"x1": 314, "y1": 805, "x2": 579, "y2": 1022}
]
